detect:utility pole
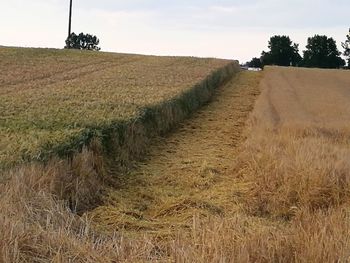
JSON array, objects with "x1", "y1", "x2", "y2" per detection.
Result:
[{"x1": 68, "y1": 0, "x2": 73, "y2": 38}]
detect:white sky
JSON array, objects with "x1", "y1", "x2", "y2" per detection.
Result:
[{"x1": 0, "y1": 0, "x2": 349, "y2": 63}]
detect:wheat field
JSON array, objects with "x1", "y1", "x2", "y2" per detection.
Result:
[
  {"x1": 87, "y1": 66, "x2": 350, "y2": 262},
  {"x1": 0, "y1": 47, "x2": 234, "y2": 169},
  {"x1": 1, "y1": 47, "x2": 350, "y2": 262}
]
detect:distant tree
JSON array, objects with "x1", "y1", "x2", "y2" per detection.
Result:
[
  {"x1": 261, "y1": 35, "x2": 302, "y2": 67},
  {"x1": 302, "y1": 35, "x2": 345, "y2": 68},
  {"x1": 342, "y1": 28, "x2": 350, "y2": 68},
  {"x1": 247, "y1": 57, "x2": 262, "y2": 68},
  {"x1": 65, "y1": 32, "x2": 101, "y2": 51}
]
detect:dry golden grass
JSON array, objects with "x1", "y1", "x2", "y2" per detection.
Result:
[
  {"x1": 2, "y1": 63, "x2": 350, "y2": 262},
  {"x1": 0, "y1": 47, "x2": 233, "y2": 169},
  {"x1": 0, "y1": 71, "x2": 262, "y2": 262},
  {"x1": 88, "y1": 71, "x2": 262, "y2": 234},
  {"x1": 230, "y1": 66, "x2": 350, "y2": 260}
]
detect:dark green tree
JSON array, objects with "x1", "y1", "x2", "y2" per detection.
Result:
[
  {"x1": 302, "y1": 35, "x2": 345, "y2": 68},
  {"x1": 261, "y1": 35, "x2": 301, "y2": 67},
  {"x1": 65, "y1": 32, "x2": 101, "y2": 51},
  {"x1": 342, "y1": 28, "x2": 350, "y2": 68},
  {"x1": 247, "y1": 57, "x2": 262, "y2": 68}
]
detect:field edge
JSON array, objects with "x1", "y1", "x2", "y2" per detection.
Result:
[{"x1": 1, "y1": 61, "x2": 240, "y2": 212}]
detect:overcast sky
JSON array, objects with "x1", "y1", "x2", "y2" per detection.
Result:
[{"x1": 0, "y1": 0, "x2": 348, "y2": 62}]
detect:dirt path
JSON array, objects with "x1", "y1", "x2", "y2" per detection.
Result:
[{"x1": 90, "y1": 71, "x2": 262, "y2": 234}]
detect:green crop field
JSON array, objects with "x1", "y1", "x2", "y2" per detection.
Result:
[{"x1": 0, "y1": 47, "x2": 235, "y2": 169}]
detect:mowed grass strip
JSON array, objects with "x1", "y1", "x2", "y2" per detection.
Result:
[{"x1": 0, "y1": 47, "x2": 234, "y2": 169}]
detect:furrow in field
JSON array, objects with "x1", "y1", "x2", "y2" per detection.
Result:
[{"x1": 90, "y1": 71, "x2": 262, "y2": 234}]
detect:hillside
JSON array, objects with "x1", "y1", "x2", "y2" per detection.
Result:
[
  {"x1": 0, "y1": 47, "x2": 236, "y2": 169},
  {"x1": 2, "y1": 56, "x2": 350, "y2": 262}
]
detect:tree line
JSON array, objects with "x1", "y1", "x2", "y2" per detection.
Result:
[{"x1": 247, "y1": 29, "x2": 350, "y2": 69}]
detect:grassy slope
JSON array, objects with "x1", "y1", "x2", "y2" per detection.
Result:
[{"x1": 0, "y1": 47, "x2": 234, "y2": 169}]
